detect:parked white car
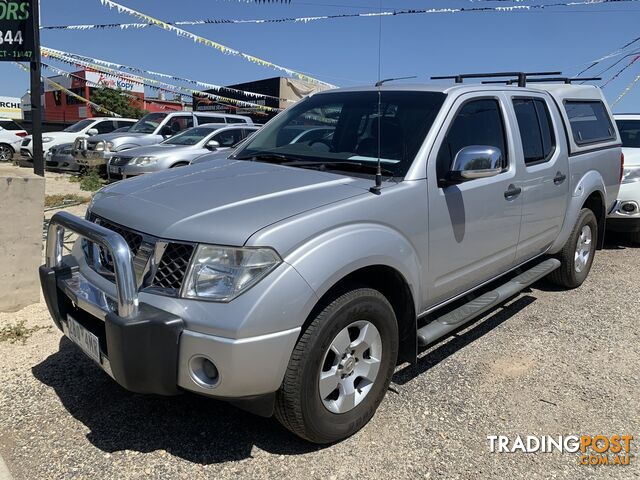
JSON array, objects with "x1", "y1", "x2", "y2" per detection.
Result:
[
  {"x1": 609, "y1": 115, "x2": 640, "y2": 242},
  {"x1": 0, "y1": 118, "x2": 27, "y2": 161},
  {"x1": 20, "y1": 117, "x2": 137, "y2": 159}
]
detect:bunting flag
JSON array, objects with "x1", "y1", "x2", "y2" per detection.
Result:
[
  {"x1": 98, "y1": 0, "x2": 336, "y2": 87},
  {"x1": 43, "y1": 0, "x2": 640, "y2": 31},
  {"x1": 42, "y1": 47, "x2": 284, "y2": 113},
  {"x1": 612, "y1": 73, "x2": 640, "y2": 106},
  {"x1": 41, "y1": 46, "x2": 295, "y2": 104},
  {"x1": 14, "y1": 62, "x2": 123, "y2": 117}
]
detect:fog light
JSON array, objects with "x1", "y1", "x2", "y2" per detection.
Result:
[
  {"x1": 189, "y1": 355, "x2": 219, "y2": 388},
  {"x1": 621, "y1": 202, "x2": 638, "y2": 214}
]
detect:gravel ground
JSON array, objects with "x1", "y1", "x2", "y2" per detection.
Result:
[{"x1": 0, "y1": 232, "x2": 638, "y2": 479}]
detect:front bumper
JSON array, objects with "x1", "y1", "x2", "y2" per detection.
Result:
[
  {"x1": 74, "y1": 149, "x2": 113, "y2": 167},
  {"x1": 607, "y1": 180, "x2": 640, "y2": 232},
  {"x1": 40, "y1": 212, "x2": 304, "y2": 405}
]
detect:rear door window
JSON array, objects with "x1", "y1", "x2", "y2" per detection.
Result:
[
  {"x1": 197, "y1": 116, "x2": 226, "y2": 125},
  {"x1": 513, "y1": 98, "x2": 556, "y2": 165},
  {"x1": 564, "y1": 100, "x2": 615, "y2": 146}
]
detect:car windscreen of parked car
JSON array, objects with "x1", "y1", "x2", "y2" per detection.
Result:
[
  {"x1": 161, "y1": 125, "x2": 220, "y2": 145},
  {"x1": 63, "y1": 119, "x2": 96, "y2": 133},
  {"x1": 616, "y1": 120, "x2": 640, "y2": 148},
  {"x1": 128, "y1": 113, "x2": 168, "y2": 134},
  {"x1": 233, "y1": 90, "x2": 447, "y2": 177}
]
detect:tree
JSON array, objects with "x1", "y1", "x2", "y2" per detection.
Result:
[{"x1": 89, "y1": 88, "x2": 146, "y2": 119}]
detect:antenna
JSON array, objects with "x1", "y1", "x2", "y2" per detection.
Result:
[{"x1": 370, "y1": 0, "x2": 384, "y2": 195}]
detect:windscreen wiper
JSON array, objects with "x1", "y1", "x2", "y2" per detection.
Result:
[
  {"x1": 282, "y1": 160, "x2": 396, "y2": 176},
  {"x1": 233, "y1": 152, "x2": 303, "y2": 163}
]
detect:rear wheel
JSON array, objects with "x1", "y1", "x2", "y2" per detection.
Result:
[
  {"x1": 548, "y1": 208, "x2": 598, "y2": 288},
  {"x1": 0, "y1": 144, "x2": 14, "y2": 162},
  {"x1": 275, "y1": 288, "x2": 398, "y2": 444}
]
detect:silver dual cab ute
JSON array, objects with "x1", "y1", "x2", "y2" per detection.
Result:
[
  {"x1": 41, "y1": 72, "x2": 622, "y2": 444},
  {"x1": 73, "y1": 111, "x2": 253, "y2": 170}
]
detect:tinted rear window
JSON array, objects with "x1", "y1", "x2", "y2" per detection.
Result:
[
  {"x1": 564, "y1": 100, "x2": 615, "y2": 146},
  {"x1": 616, "y1": 119, "x2": 640, "y2": 148},
  {"x1": 0, "y1": 120, "x2": 23, "y2": 130}
]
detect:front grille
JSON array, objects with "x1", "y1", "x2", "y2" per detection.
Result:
[
  {"x1": 84, "y1": 214, "x2": 194, "y2": 296},
  {"x1": 22, "y1": 138, "x2": 31, "y2": 147},
  {"x1": 151, "y1": 243, "x2": 194, "y2": 291},
  {"x1": 93, "y1": 216, "x2": 143, "y2": 256},
  {"x1": 111, "y1": 156, "x2": 132, "y2": 167}
]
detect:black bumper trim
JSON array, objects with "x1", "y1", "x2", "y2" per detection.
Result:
[
  {"x1": 39, "y1": 265, "x2": 184, "y2": 396},
  {"x1": 607, "y1": 217, "x2": 640, "y2": 233}
]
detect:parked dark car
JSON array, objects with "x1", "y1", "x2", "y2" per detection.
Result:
[{"x1": 45, "y1": 143, "x2": 80, "y2": 172}]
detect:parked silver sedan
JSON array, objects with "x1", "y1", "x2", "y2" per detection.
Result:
[{"x1": 107, "y1": 124, "x2": 261, "y2": 181}]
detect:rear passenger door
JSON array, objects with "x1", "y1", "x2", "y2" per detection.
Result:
[
  {"x1": 427, "y1": 94, "x2": 523, "y2": 305},
  {"x1": 510, "y1": 95, "x2": 569, "y2": 261}
]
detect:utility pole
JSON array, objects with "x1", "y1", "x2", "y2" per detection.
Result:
[{"x1": 30, "y1": 0, "x2": 44, "y2": 177}]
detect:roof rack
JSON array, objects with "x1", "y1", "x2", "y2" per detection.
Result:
[
  {"x1": 431, "y1": 71, "x2": 561, "y2": 88},
  {"x1": 482, "y1": 77, "x2": 601, "y2": 85}
]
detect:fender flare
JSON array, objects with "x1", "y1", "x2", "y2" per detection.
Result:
[
  {"x1": 550, "y1": 170, "x2": 607, "y2": 253},
  {"x1": 284, "y1": 223, "x2": 423, "y2": 314}
]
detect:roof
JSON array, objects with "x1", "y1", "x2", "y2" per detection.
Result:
[{"x1": 613, "y1": 114, "x2": 640, "y2": 120}]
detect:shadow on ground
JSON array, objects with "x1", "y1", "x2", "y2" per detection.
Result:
[
  {"x1": 32, "y1": 294, "x2": 540, "y2": 464},
  {"x1": 32, "y1": 338, "x2": 321, "y2": 464}
]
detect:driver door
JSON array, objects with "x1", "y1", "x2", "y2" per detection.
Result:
[{"x1": 426, "y1": 93, "x2": 523, "y2": 306}]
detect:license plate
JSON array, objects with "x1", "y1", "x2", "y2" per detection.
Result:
[
  {"x1": 67, "y1": 316, "x2": 101, "y2": 364},
  {"x1": 108, "y1": 165, "x2": 120, "y2": 174}
]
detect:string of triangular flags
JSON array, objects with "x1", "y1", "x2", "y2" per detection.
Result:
[
  {"x1": 98, "y1": 0, "x2": 336, "y2": 88},
  {"x1": 42, "y1": 47, "x2": 283, "y2": 113},
  {"x1": 42, "y1": 0, "x2": 640, "y2": 31}
]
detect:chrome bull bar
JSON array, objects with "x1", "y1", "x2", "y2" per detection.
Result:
[{"x1": 46, "y1": 211, "x2": 139, "y2": 318}]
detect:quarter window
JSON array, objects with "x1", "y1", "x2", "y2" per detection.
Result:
[
  {"x1": 565, "y1": 100, "x2": 615, "y2": 145},
  {"x1": 436, "y1": 98, "x2": 507, "y2": 182},
  {"x1": 513, "y1": 98, "x2": 556, "y2": 165}
]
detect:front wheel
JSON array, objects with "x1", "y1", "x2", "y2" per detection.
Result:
[
  {"x1": 548, "y1": 208, "x2": 598, "y2": 288},
  {"x1": 275, "y1": 288, "x2": 398, "y2": 444}
]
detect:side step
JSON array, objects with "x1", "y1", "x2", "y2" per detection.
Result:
[{"x1": 417, "y1": 258, "x2": 560, "y2": 347}]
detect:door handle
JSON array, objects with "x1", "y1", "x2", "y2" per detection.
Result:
[
  {"x1": 504, "y1": 184, "x2": 522, "y2": 199},
  {"x1": 554, "y1": 172, "x2": 567, "y2": 185}
]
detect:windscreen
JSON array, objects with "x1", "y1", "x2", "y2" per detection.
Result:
[
  {"x1": 233, "y1": 90, "x2": 446, "y2": 177},
  {"x1": 63, "y1": 119, "x2": 95, "y2": 133},
  {"x1": 162, "y1": 126, "x2": 219, "y2": 145},
  {"x1": 616, "y1": 120, "x2": 640, "y2": 148},
  {"x1": 129, "y1": 113, "x2": 168, "y2": 134}
]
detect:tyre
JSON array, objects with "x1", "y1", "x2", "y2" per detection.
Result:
[
  {"x1": 0, "y1": 144, "x2": 14, "y2": 162},
  {"x1": 548, "y1": 208, "x2": 598, "y2": 289},
  {"x1": 275, "y1": 288, "x2": 398, "y2": 444}
]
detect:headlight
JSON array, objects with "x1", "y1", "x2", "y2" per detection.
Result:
[
  {"x1": 622, "y1": 166, "x2": 640, "y2": 184},
  {"x1": 183, "y1": 245, "x2": 281, "y2": 301},
  {"x1": 106, "y1": 141, "x2": 115, "y2": 151},
  {"x1": 130, "y1": 156, "x2": 157, "y2": 166},
  {"x1": 42, "y1": 137, "x2": 53, "y2": 143},
  {"x1": 94, "y1": 141, "x2": 105, "y2": 152}
]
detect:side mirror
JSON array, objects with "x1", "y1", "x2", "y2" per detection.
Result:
[
  {"x1": 446, "y1": 145, "x2": 502, "y2": 184},
  {"x1": 206, "y1": 140, "x2": 220, "y2": 150},
  {"x1": 87, "y1": 128, "x2": 99, "y2": 136}
]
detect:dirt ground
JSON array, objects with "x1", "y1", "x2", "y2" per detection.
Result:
[{"x1": 0, "y1": 163, "x2": 638, "y2": 479}]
